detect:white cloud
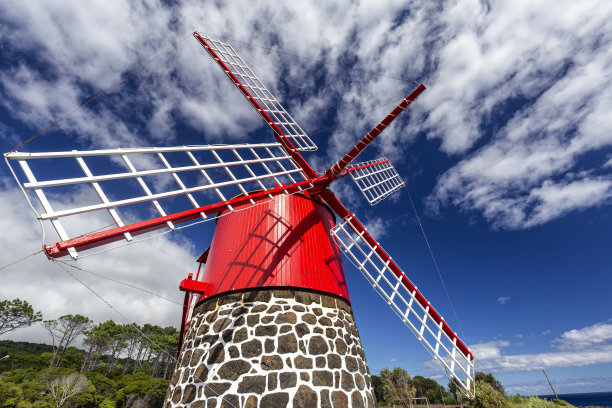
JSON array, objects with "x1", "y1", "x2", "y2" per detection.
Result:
[
  {"x1": 553, "y1": 321, "x2": 612, "y2": 351},
  {"x1": 497, "y1": 296, "x2": 510, "y2": 305},
  {"x1": 364, "y1": 216, "x2": 392, "y2": 239},
  {"x1": 419, "y1": 0, "x2": 612, "y2": 153},
  {"x1": 524, "y1": 178, "x2": 612, "y2": 226},
  {"x1": 421, "y1": 0, "x2": 612, "y2": 229},
  {"x1": 507, "y1": 376, "x2": 612, "y2": 395},
  {"x1": 471, "y1": 320, "x2": 612, "y2": 373},
  {"x1": 478, "y1": 344, "x2": 612, "y2": 372},
  {"x1": 0, "y1": 0, "x2": 273, "y2": 151},
  {"x1": 470, "y1": 340, "x2": 510, "y2": 360}
]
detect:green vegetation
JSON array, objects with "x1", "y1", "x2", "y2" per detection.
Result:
[
  {"x1": 471, "y1": 380, "x2": 509, "y2": 408},
  {"x1": 506, "y1": 394, "x2": 574, "y2": 408},
  {"x1": 0, "y1": 298, "x2": 179, "y2": 408},
  {"x1": 1, "y1": 298, "x2": 575, "y2": 408},
  {"x1": 372, "y1": 369, "x2": 574, "y2": 408},
  {"x1": 373, "y1": 367, "x2": 455, "y2": 406},
  {"x1": 0, "y1": 299, "x2": 42, "y2": 336},
  {"x1": 0, "y1": 332, "x2": 176, "y2": 407}
]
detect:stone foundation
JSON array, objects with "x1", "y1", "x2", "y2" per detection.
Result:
[{"x1": 165, "y1": 289, "x2": 376, "y2": 408}]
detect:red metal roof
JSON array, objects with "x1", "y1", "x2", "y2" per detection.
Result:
[{"x1": 198, "y1": 193, "x2": 350, "y2": 302}]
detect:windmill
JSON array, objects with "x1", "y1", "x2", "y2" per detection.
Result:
[{"x1": 5, "y1": 32, "x2": 475, "y2": 406}]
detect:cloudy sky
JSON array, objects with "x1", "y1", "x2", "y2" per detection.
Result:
[{"x1": 1, "y1": 0, "x2": 611, "y2": 396}]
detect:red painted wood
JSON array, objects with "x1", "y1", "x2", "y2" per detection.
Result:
[
  {"x1": 323, "y1": 84, "x2": 426, "y2": 182},
  {"x1": 177, "y1": 290, "x2": 190, "y2": 358},
  {"x1": 198, "y1": 193, "x2": 350, "y2": 302},
  {"x1": 179, "y1": 278, "x2": 213, "y2": 295}
]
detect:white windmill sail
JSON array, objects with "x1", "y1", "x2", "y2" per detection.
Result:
[
  {"x1": 194, "y1": 32, "x2": 317, "y2": 152},
  {"x1": 5, "y1": 142, "x2": 312, "y2": 259},
  {"x1": 330, "y1": 214, "x2": 475, "y2": 397},
  {"x1": 345, "y1": 158, "x2": 405, "y2": 205}
]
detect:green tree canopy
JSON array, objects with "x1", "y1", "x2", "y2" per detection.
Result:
[
  {"x1": 449, "y1": 377, "x2": 469, "y2": 404},
  {"x1": 380, "y1": 366, "x2": 416, "y2": 407},
  {"x1": 44, "y1": 314, "x2": 92, "y2": 367},
  {"x1": 475, "y1": 371, "x2": 506, "y2": 396},
  {"x1": 413, "y1": 375, "x2": 445, "y2": 400},
  {"x1": 371, "y1": 374, "x2": 385, "y2": 403},
  {"x1": 470, "y1": 380, "x2": 508, "y2": 408},
  {"x1": 0, "y1": 298, "x2": 42, "y2": 336}
]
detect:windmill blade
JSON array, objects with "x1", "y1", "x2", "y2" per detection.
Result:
[
  {"x1": 331, "y1": 216, "x2": 474, "y2": 396},
  {"x1": 321, "y1": 191, "x2": 474, "y2": 397},
  {"x1": 194, "y1": 32, "x2": 317, "y2": 153},
  {"x1": 343, "y1": 158, "x2": 405, "y2": 205},
  {"x1": 6, "y1": 143, "x2": 313, "y2": 259}
]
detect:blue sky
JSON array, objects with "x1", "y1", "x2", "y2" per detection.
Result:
[{"x1": 1, "y1": 0, "x2": 611, "y2": 396}]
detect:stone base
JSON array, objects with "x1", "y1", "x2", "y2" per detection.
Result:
[{"x1": 165, "y1": 288, "x2": 376, "y2": 408}]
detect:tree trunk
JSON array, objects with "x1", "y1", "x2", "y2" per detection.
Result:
[
  {"x1": 105, "y1": 349, "x2": 119, "y2": 375},
  {"x1": 80, "y1": 343, "x2": 95, "y2": 372},
  {"x1": 54, "y1": 327, "x2": 75, "y2": 367},
  {"x1": 55, "y1": 346, "x2": 68, "y2": 367},
  {"x1": 122, "y1": 358, "x2": 130, "y2": 375}
]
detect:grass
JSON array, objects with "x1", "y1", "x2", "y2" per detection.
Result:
[{"x1": 507, "y1": 395, "x2": 574, "y2": 408}]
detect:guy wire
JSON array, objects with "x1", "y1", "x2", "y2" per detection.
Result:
[
  {"x1": 55, "y1": 260, "x2": 181, "y2": 305},
  {"x1": 404, "y1": 184, "x2": 466, "y2": 339},
  {"x1": 53, "y1": 260, "x2": 177, "y2": 361}
]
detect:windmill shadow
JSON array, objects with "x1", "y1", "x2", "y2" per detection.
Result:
[
  {"x1": 320, "y1": 210, "x2": 348, "y2": 298},
  {"x1": 214, "y1": 208, "x2": 301, "y2": 292}
]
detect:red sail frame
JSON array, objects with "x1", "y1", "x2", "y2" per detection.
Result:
[{"x1": 44, "y1": 179, "x2": 323, "y2": 258}]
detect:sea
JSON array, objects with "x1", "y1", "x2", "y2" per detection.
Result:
[{"x1": 539, "y1": 391, "x2": 612, "y2": 407}]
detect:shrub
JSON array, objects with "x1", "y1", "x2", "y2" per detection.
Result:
[
  {"x1": 475, "y1": 372, "x2": 506, "y2": 396},
  {"x1": 0, "y1": 382, "x2": 22, "y2": 408},
  {"x1": 99, "y1": 399, "x2": 116, "y2": 408},
  {"x1": 526, "y1": 396, "x2": 558, "y2": 408},
  {"x1": 508, "y1": 394, "x2": 528, "y2": 404},
  {"x1": 469, "y1": 381, "x2": 508, "y2": 408}
]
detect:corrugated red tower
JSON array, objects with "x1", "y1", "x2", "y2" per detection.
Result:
[{"x1": 201, "y1": 193, "x2": 349, "y2": 300}]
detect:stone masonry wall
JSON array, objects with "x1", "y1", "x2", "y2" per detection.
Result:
[{"x1": 165, "y1": 289, "x2": 376, "y2": 408}]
